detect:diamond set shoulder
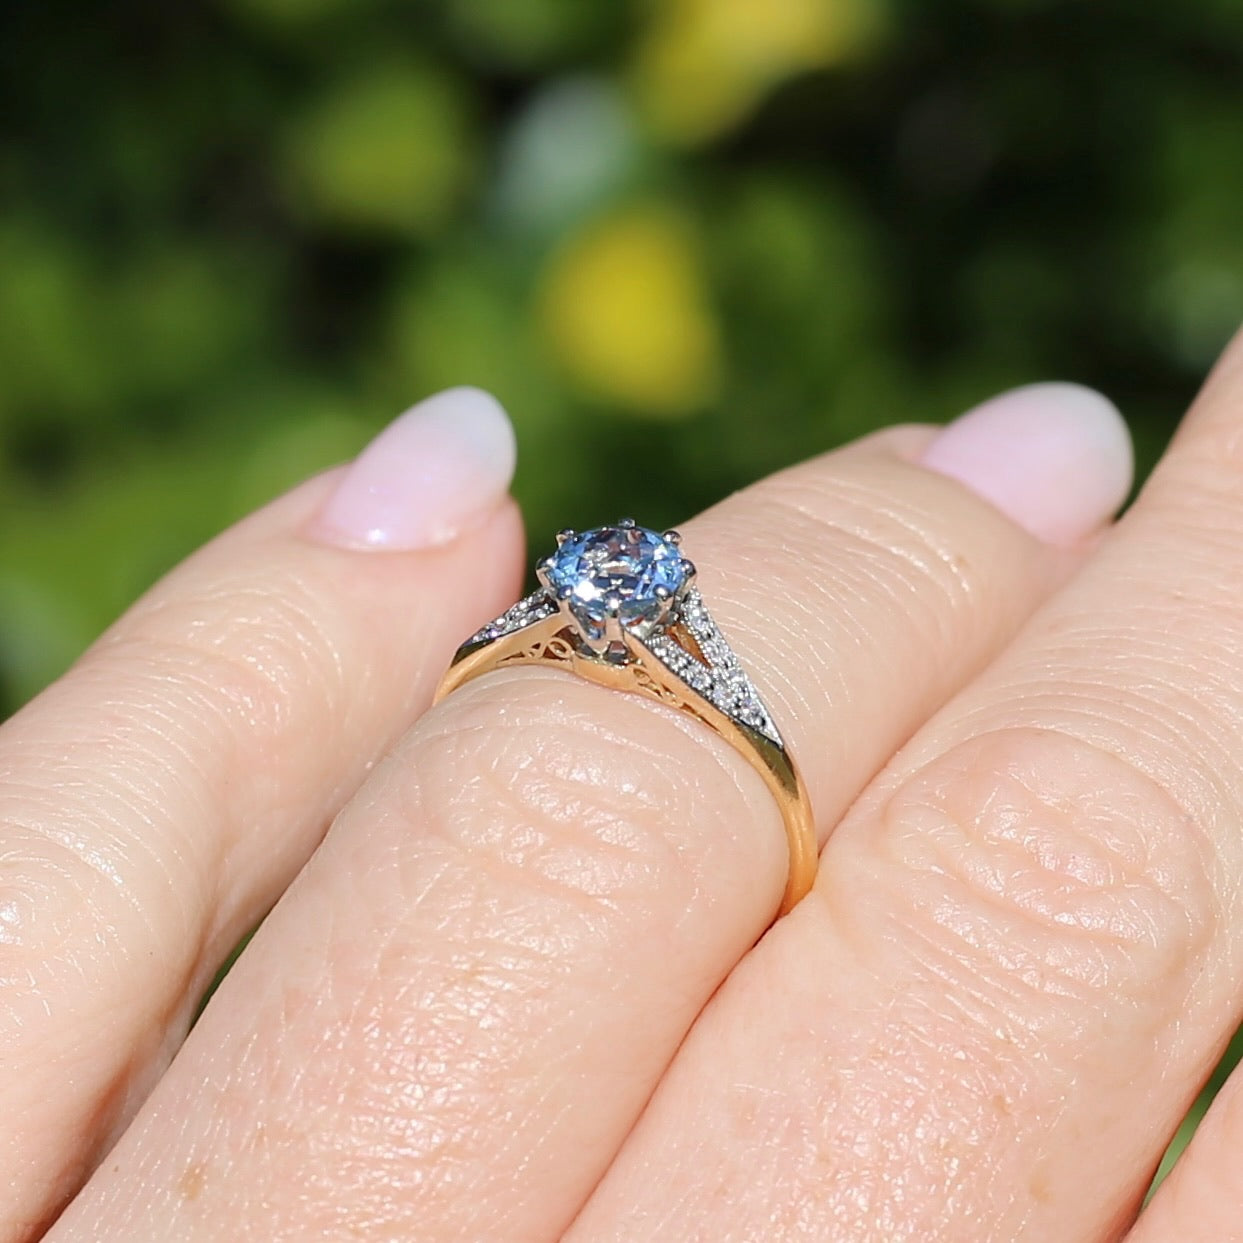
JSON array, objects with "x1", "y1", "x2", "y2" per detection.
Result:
[
  {"x1": 466, "y1": 521, "x2": 781, "y2": 744},
  {"x1": 647, "y1": 588, "x2": 781, "y2": 743},
  {"x1": 467, "y1": 590, "x2": 557, "y2": 646}
]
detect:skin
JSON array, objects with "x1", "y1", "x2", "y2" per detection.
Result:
[{"x1": 7, "y1": 334, "x2": 1243, "y2": 1240}]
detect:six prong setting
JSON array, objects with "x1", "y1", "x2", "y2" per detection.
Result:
[{"x1": 538, "y1": 520, "x2": 695, "y2": 658}]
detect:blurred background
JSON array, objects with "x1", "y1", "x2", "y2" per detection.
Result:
[
  {"x1": 2, "y1": 0, "x2": 1242, "y2": 1191},
  {"x1": 2, "y1": 2, "x2": 1243, "y2": 710},
  {"x1": 4, "y1": 0, "x2": 1243, "y2": 714}
]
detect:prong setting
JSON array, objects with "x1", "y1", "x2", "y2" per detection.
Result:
[{"x1": 543, "y1": 520, "x2": 690, "y2": 658}]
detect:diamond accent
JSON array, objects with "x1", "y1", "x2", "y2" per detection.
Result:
[
  {"x1": 467, "y1": 589, "x2": 557, "y2": 646},
  {"x1": 645, "y1": 587, "x2": 782, "y2": 744}
]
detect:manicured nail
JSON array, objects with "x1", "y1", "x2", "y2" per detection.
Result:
[
  {"x1": 312, "y1": 387, "x2": 517, "y2": 550},
  {"x1": 920, "y1": 382, "x2": 1134, "y2": 545}
]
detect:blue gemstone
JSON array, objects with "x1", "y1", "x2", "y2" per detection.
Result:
[{"x1": 547, "y1": 524, "x2": 686, "y2": 634}]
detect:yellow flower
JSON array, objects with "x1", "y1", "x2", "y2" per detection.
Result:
[
  {"x1": 632, "y1": 0, "x2": 883, "y2": 145},
  {"x1": 538, "y1": 206, "x2": 722, "y2": 417}
]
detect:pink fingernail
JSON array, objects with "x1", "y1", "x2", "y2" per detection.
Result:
[
  {"x1": 311, "y1": 387, "x2": 517, "y2": 551},
  {"x1": 920, "y1": 382, "x2": 1134, "y2": 545}
]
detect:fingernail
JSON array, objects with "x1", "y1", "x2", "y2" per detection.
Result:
[
  {"x1": 919, "y1": 382, "x2": 1134, "y2": 545},
  {"x1": 311, "y1": 387, "x2": 517, "y2": 550}
]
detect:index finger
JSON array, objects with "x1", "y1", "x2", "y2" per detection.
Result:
[{"x1": 0, "y1": 389, "x2": 521, "y2": 1239}]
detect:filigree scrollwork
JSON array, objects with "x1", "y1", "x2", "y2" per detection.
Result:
[{"x1": 496, "y1": 630, "x2": 578, "y2": 672}]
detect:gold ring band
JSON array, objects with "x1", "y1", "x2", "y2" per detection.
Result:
[{"x1": 433, "y1": 521, "x2": 817, "y2": 918}]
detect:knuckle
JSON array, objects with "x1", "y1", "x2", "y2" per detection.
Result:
[
  {"x1": 851, "y1": 726, "x2": 1218, "y2": 1049},
  {"x1": 0, "y1": 560, "x2": 360, "y2": 965},
  {"x1": 72, "y1": 560, "x2": 372, "y2": 841},
  {"x1": 101, "y1": 563, "x2": 351, "y2": 745},
  {"x1": 386, "y1": 670, "x2": 781, "y2": 928},
  {"x1": 0, "y1": 821, "x2": 95, "y2": 990},
  {"x1": 0, "y1": 804, "x2": 193, "y2": 1025}
]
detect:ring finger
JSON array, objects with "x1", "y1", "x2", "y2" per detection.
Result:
[{"x1": 50, "y1": 385, "x2": 1132, "y2": 1241}]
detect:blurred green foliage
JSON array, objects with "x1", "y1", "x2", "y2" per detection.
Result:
[
  {"x1": 4, "y1": 0, "x2": 1243, "y2": 707},
  {"x1": 2, "y1": 0, "x2": 1243, "y2": 1196}
]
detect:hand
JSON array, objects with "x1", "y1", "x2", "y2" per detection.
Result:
[{"x1": 3, "y1": 336, "x2": 1241, "y2": 1240}]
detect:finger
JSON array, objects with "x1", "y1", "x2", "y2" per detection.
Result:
[
  {"x1": 50, "y1": 386, "x2": 1132, "y2": 1242},
  {"x1": 566, "y1": 334, "x2": 1243, "y2": 1242},
  {"x1": 0, "y1": 389, "x2": 522, "y2": 1241},
  {"x1": 1124, "y1": 1056, "x2": 1243, "y2": 1243}
]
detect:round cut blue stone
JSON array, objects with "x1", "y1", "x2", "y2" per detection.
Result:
[{"x1": 547, "y1": 524, "x2": 686, "y2": 634}]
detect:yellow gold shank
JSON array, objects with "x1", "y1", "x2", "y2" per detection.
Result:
[{"x1": 434, "y1": 613, "x2": 817, "y2": 916}]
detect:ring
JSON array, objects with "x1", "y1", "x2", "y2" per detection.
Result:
[{"x1": 433, "y1": 520, "x2": 817, "y2": 916}]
